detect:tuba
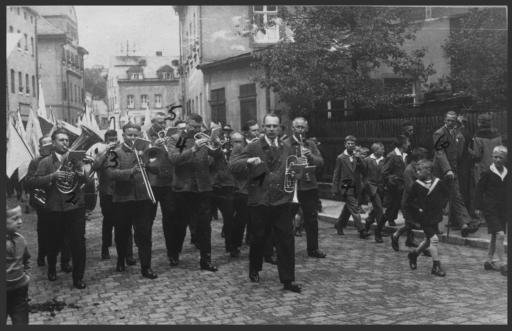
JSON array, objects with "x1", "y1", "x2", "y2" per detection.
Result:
[{"x1": 56, "y1": 126, "x2": 103, "y2": 194}]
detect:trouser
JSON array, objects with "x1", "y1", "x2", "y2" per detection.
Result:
[
  {"x1": 338, "y1": 192, "x2": 365, "y2": 231},
  {"x1": 249, "y1": 204, "x2": 295, "y2": 284},
  {"x1": 100, "y1": 194, "x2": 133, "y2": 257},
  {"x1": 37, "y1": 210, "x2": 71, "y2": 265},
  {"x1": 149, "y1": 187, "x2": 178, "y2": 259},
  {"x1": 362, "y1": 188, "x2": 383, "y2": 229},
  {"x1": 447, "y1": 176, "x2": 473, "y2": 228},
  {"x1": 210, "y1": 187, "x2": 235, "y2": 251},
  {"x1": 291, "y1": 189, "x2": 320, "y2": 253},
  {"x1": 5, "y1": 285, "x2": 29, "y2": 325},
  {"x1": 114, "y1": 200, "x2": 154, "y2": 270},
  {"x1": 383, "y1": 185, "x2": 403, "y2": 223},
  {"x1": 171, "y1": 192, "x2": 212, "y2": 261},
  {"x1": 47, "y1": 208, "x2": 86, "y2": 282},
  {"x1": 232, "y1": 193, "x2": 250, "y2": 249}
]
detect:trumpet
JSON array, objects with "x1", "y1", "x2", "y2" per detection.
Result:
[
  {"x1": 156, "y1": 128, "x2": 171, "y2": 152},
  {"x1": 284, "y1": 155, "x2": 308, "y2": 204},
  {"x1": 193, "y1": 132, "x2": 221, "y2": 151}
]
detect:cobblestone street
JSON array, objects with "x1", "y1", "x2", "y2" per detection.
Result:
[{"x1": 18, "y1": 202, "x2": 507, "y2": 324}]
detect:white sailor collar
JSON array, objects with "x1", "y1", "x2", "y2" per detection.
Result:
[
  {"x1": 490, "y1": 163, "x2": 508, "y2": 181},
  {"x1": 264, "y1": 135, "x2": 278, "y2": 147},
  {"x1": 369, "y1": 153, "x2": 383, "y2": 163},
  {"x1": 415, "y1": 177, "x2": 440, "y2": 195},
  {"x1": 394, "y1": 147, "x2": 407, "y2": 162}
]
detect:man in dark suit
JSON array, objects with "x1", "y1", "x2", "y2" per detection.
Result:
[
  {"x1": 332, "y1": 135, "x2": 371, "y2": 239},
  {"x1": 378, "y1": 135, "x2": 410, "y2": 242},
  {"x1": 31, "y1": 129, "x2": 88, "y2": 289},
  {"x1": 230, "y1": 113, "x2": 302, "y2": 293},
  {"x1": 144, "y1": 113, "x2": 177, "y2": 266},
  {"x1": 167, "y1": 113, "x2": 222, "y2": 272},
  {"x1": 286, "y1": 117, "x2": 326, "y2": 258},
  {"x1": 24, "y1": 136, "x2": 71, "y2": 270},
  {"x1": 432, "y1": 111, "x2": 479, "y2": 237},
  {"x1": 106, "y1": 123, "x2": 157, "y2": 279}
]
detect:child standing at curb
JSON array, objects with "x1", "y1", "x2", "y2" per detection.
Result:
[
  {"x1": 5, "y1": 200, "x2": 31, "y2": 325},
  {"x1": 404, "y1": 159, "x2": 450, "y2": 277},
  {"x1": 474, "y1": 145, "x2": 508, "y2": 276}
]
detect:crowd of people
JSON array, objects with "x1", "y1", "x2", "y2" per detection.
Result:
[{"x1": 5, "y1": 110, "x2": 508, "y2": 324}]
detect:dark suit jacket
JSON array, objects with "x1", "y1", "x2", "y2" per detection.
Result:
[
  {"x1": 24, "y1": 156, "x2": 46, "y2": 210},
  {"x1": 167, "y1": 131, "x2": 223, "y2": 193},
  {"x1": 31, "y1": 153, "x2": 85, "y2": 212},
  {"x1": 144, "y1": 129, "x2": 174, "y2": 188},
  {"x1": 229, "y1": 136, "x2": 293, "y2": 206},
  {"x1": 105, "y1": 144, "x2": 150, "y2": 203},
  {"x1": 229, "y1": 143, "x2": 249, "y2": 195},
  {"x1": 332, "y1": 151, "x2": 364, "y2": 196},
  {"x1": 361, "y1": 155, "x2": 384, "y2": 196},
  {"x1": 432, "y1": 125, "x2": 465, "y2": 177},
  {"x1": 284, "y1": 136, "x2": 324, "y2": 191},
  {"x1": 404, "y1": 177, "x2": 450, "y2": 226},
  {"x1": 382, "y1": 149, "x2": 407, "y2": 191}
]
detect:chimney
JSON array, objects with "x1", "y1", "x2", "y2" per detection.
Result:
[{"x1": 156, "y1": 51, "x2": 163, "y2": 56}]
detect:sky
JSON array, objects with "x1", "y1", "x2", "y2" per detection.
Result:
[{"x1": 75, "y1": 6, "x2": 180, "y2": 68}]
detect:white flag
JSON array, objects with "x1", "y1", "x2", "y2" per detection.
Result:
[
  {"x1": 142, "y1": 103, "x2": 152, "y2": 132},
  {"x1": 25, "y1": 108, "x2": 43, "y2": 158},
  {"x1": 6, "y1": 118, "x2": 33, "y2": 179},
  {"x1": 37, "y1": 79, "x2": 48, "y2": 119}
]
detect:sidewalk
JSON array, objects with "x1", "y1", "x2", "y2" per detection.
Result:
[{"x1": 318, "y1": 199, "x2": 508, "y2": 251}]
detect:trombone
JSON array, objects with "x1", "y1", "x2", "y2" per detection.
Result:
[{"x1": 132, "y1": 138, "x2": 156, "y2": 204}]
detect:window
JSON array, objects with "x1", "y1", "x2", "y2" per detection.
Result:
[
  {"x1": 17, "y1": 7, "x2": 20, "y2": 15},
  {"x1": 75, "y1": 86, "x2": 79, "y2": 104},
  {"x1": 63, "y1": 82, "x2": 67, "y2": 100},
  {"x1": 25, "y1": 74, "x2": 30, "y2": 95},
  {"x1": 17, "y1": 30, "x2": 21, "y2": 49},
  {"x1": 131, "y1": 72, "x2": 142, "y2": 80},
  {"x1": 155, "y1": 94, "x2": 162, "y2": 108},
  {"x1": 82, "y1": 88, "x2": 85, "y2": 103},
  {"x1": 24, "y1": 9, "x2": 27, "y2": 20},
  {"x1": 31, "y1": 37, "x2": 34, "y2": 56},
  {"x1": 18, "y1": 71, "x2": 23, "y2": 93},
  {"x1": 199, "y1": 92, "x2": 203, "y2": 114},
  {"x1": 24, "y1": 34, "x2": 28, "y2": 51},
  {"x1": 210, "y1": 88, "x2": 226, "y2": 124},
  {"x1": 127, "y1": 95, "x2": 134, "y2": 108},
  {"x1": 32, "y1": 76, "x2": 36, "y2": 97},
  {"x1": 239, "y1": 84, "x2": 257, "y2": 128},
  {"x1": 253, "y1": 5, "x2": 279, "y2": 43},
  {"x1": 425, "y1": 7, "x2": 432, "y2": 19},
  {"x1": 30, "y1": 15, "x2": 33, "y2": 24},
  {"x1": 10, "y1": 69, "x2": 15, "y2": 94},
  {"x1": 163, "y1": 72, "x2": 173, "y2": 80},
  {"x1": 140, "y1": 95, "x2": 148, "y2": 108},
  {"x1": 9, "y1": 26, "x2": 13, "y2": 33},
  {"x1": 191, "y1": 99, "x2": 194, "y2": 113}
]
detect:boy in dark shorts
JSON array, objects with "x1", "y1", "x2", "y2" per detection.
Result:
[
  {"x1": 404, "y1": 159, "x2": 450, "y2": 277},
  {"x1": 474, "y1": 145, "x2": 508, "y2": 276}
]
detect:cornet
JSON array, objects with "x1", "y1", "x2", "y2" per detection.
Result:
[{"x1": 194, "y1": 132, "x2": 221, "y2": 151}]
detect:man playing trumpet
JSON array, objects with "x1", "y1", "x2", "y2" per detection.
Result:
[
  {"x1": 230, "y1": 113, "x2": 302, "y2": 293},
  {"x1": 285, "y1": 117, "x2": 326, "y2": 258}
]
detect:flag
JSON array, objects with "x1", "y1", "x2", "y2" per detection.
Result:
[
  {"x1": 15, "y1": 111, "x2": 28, "y2": 143},
  {"x1": 38, "y1": 115, "x2": 55, "y2": 136},
  {"x1": 6, "y1": 118, "x2": 33, "y2": 179},
  {"x1": 142, "y1": 103, "x2": 152, "y2": 132},
  {"x1": 7, "y1": 33, "x2": 23, "y2": 57},
  {"x1": 48, "y1": 106, "x2": 56, "y2": 124},
  {"x1": 25, "y1": 108, "x2": 43, "y2": 158},
  {"x1": 37, "y1": 79, "x2": 48, "y2": 119}
]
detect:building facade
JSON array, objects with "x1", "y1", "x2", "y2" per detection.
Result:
[
  {"x1": 6, "y1": 6, "x2": 40, "y2": 122},
  {"x1": 106, "y1": 52, "x2": 181, "y2": 126},
  {"x1": 33, "y1": 6, "x2": 88, "y2": 124},
  {"x1": 175, "y1": 6, "x2": 284, "y2": 131}
]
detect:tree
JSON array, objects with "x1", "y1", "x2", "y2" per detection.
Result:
[
  {"x1": 442, "y1": 8, "x2": 507, "y2": 107},
  {"x1": 84, "y1": 67, "x2": 107, "y2": 101},
  {"x1": 251, "y1": 6, "x2": 435, "y2": 116}
]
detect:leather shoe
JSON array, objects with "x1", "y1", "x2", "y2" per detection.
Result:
[
  {"x1": 359, "y1": 230, "x2": 371, "y2": 239},
  {"x1": 200, "y1": 262, "x2": 218, "y2": 272},
  {"x1": 61, "y1": 263, "x2": 72, "y2": 273},
  {"x1": 334, "y1": 222, "x2": 344, "y2": 235},
  {"x1": 169, "y1": 256, "x2": 179, "y2": 266},
  {"x1": 431, "y1": 262, "x2": 446, "y2": 277},
  {"x1": 101, "y1": 247, "x2": 111, "y2": 260},
  {"x1": 37, "y1": 256, "x2": 46, "y2": 266},
  {"x1": 308, "y1": 250, "x2": 326, "y2": 258},
  {"x1": 283, "y1": 282, "x2": 302, "y2": 293},
  {"x1": 48, "y1": 270, "x2": 57, "y2": 281},
  {"x1": 500, "y1": 265, "x2": 507, "y2": 276},
  {"x1": 230, "y1": 248, "x2": 241, "y2": 258},
  {"x1": 264, "y1": 255, "x2": 278, "y2": 265},
  {"x1": 408, "y1": 251, "x2": 418, "y2": 270},
  {"x1": 141, "y1": 268, "x2": 158, "y2": 279},
  {"x1": 249, "y1": 271, "x2": 260, "y2": 282},
  {"x1": 460, "y1": 226, "x2": 471, "y2": 237},
  {"x1": 126, "y1": 256, "x2": 136, "y2": 266},
  {"x1": 391, "y1": 234, "x2": 399, "y2": 252},
  {"x1": 73, "y1": 280, "x2": 86, "y2": 289},
  {"x1": 374, "y1": 233, "x2": 383, "y2": 243}
]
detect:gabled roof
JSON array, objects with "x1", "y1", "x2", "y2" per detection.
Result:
[
  {"x1": 109, "y1": 55, "x2": 179, "y2": 80},
  {"x1": 37, "y1": 15, "x2": 66, "y2": 36},
  {"x1": 31, "y1": 6, "x2": 77, "y2": 23}
]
